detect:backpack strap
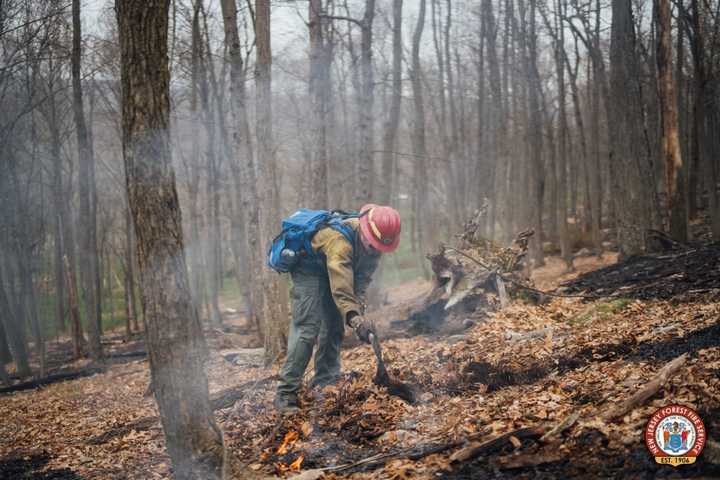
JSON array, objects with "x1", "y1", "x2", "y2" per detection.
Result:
[{"x1": 323, "y1": 213, "x2": 357, "y2": 244}]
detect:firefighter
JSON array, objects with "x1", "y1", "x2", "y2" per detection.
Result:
[{"x1": 274, "y1": 204, "x2": 402, "y2": 414}]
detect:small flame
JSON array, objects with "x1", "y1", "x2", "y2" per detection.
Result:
[
  {"x1": 276, "y1": 454, "x2": 304, "y2": 475},
  {"x1": 289, "y1": 455, "x2": 304, "y2": 471},
  {"x1": 277, "y1": 431, "x2": 299, "y2": 455}
]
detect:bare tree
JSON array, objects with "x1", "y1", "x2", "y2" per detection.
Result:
[
  {"x1": 0, "y1": 262, "x2": 31, "y2": 377},
  {"x1": 72, "y1": 0, "x2": 102, "y2": 359},
  {"x1": 379, "y1": 0, "x2": 403, "y2": 206},
  {"x1": 256, "y1": 0, "x2": 288, "y2": 363},
  {"x1": 115, "y1": 1, "x2": 225, "y2": 477},
  {"x1": 309, "y1": 0, "x2": 333, "y2": 208},
  {"x1": 356, "y1": 0, "x2": 376, "y2": 204},
  {"x1": 220, "y1": 0, "x2": 263, "y2": 336},
  {"x1": 609, "y1": 0, "x2": 651, "y2": 257},
  {"x1": 656, "y1": 0, "x2": 687, "y2": 240},
  {"x1": 410, "y1": 0, "x2": 430, "y2": 275}
]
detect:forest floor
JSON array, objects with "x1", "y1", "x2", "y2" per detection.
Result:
[{"x1": 1, "y1": 252, "x2": 719, "y2": 479}]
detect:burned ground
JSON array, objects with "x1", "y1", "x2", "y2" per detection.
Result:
[
  {"x1": 0, "y1": 254, "x2": 719, "y2": 479},
  {"x1": 562, "y1": 242, "x2": 720, "y2": 299}
]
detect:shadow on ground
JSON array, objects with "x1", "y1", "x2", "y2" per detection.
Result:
[
  {"x1": 440, "y1": 426, "x2": 720, "y2": 479},
  {"x1": 458, "y1": 321, "x2": 720, "y2": 394},
  {"x1": 0, "y1": 452, "x2": 83, "y2": 479}
]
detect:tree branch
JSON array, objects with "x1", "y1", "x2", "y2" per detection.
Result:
[{"x1": 320, "y1": 13, "x2": 363, "y2": 27}]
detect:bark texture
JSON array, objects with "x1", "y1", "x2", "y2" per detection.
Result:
[
  {"x1": 256, "y1": 0, "x2": 288, "y2": 364},
  {"x1": 115, "y1": 1, "x2": 225, "y2": 478}
]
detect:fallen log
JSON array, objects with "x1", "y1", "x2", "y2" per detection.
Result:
[
  {"x1": 449, "y1": 427, "x2": 544, "y2": 464},
  {"x1": 109, "y1": 350, "x2": 147, "y2": 360},
  {"x1": 603, "y1": 353, "x2": 687, "y2": 421},
  {"x1": 0, "y1": 367, "x2": 104, "y2": 395}
]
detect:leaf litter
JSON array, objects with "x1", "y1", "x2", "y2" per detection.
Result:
[{"x1": 0, "y1": 253, "x2": 719, "y2": 479}]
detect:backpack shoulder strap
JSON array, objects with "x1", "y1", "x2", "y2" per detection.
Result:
[{"x1": 326, "y1": 216, "x2": 358, "y2": 250}]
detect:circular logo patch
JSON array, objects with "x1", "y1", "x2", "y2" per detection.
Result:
[{"x1": 645, "y1": 404, "x2": 706, "y2": 466}]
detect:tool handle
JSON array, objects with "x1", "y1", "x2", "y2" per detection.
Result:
[{"x1": 368, "y1": 332, "x2": 388, "y2": 379}]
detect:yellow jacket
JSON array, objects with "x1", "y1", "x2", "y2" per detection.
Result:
[{"x1": 310, "y1": 218, "x2": 380, "y2": 321}]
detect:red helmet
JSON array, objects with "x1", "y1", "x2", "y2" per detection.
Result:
[{"x1": 359, "y1": 204, "x2": 401, "y2": 253}]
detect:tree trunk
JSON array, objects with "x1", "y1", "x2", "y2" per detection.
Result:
[
  {"x1": 220, "y1": 0, "x2": 263, "y2": 336},
  {"x1": 54, "y1": 215, "x2": 65, "y2": 336},
  {"x1": 0, "y1": 320, "x2": 11, "y2": 365},
  {"x1": 552, "y1": 0, "x2": 572, "y2": 269},
  {"x1": 410, "y1": 0, "x2": 430, "y2": 277},
  {"x1": 609, "y1": 0, "x2": 648, "y2": 257},
  {"x1": 20, "y1": 251, "x2": 44, "y2": 376},
  {"x1": 115, "y1": 1, "x2": 226, "y2": 477},
  {"x1": 355, "y1": 0, "x2": 376, "y2": 205},
  {"x1": 379, "y1": 0, "x2": 403, "y2": 206},
  {"x1": 524, "y1": 0, "x2": 545, "y2": 267},
  {"x1": 72, "y1": 0, "x2": 101, "y2": 360},
  {"x1": 187, "y1": 2, "x2": 206, "y2": 319},
  {"x1": 309, "y1": 0, "x2": 332, "y2": 208},
  {"x1": 6, "y1": 151, "x2": 44, "y2": 376},
  {"x1": 483, "y1": 0, "x2": 503, "y2": 241},
  {"x1": 88, "y1": 87, "x2": 102, "y2": 337},
  {"x1": 256, "y1": 0, "x2": 288, "y2": 364},
  {"x1": 688, "y1": 0, "x2": 720, "y2": 238},
  {"x1": 124, "y1": 206, "x2": 139, "y2": 332},
  {"x1": 0, "y1": 264, "x2": 31, "y2": 378},
  {"x1": 63, "y1": 255, "x2": 85, "y2": 359},
  {"x1": 196, "y1": 3, "x2": 222, "y2": 326},
  {"x1": 656, "y1": 0, "x2": 687, "y2": 241}
]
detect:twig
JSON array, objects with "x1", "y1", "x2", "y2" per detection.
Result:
[{"x1": 319, "y1": 14, "x2": 363, "y2": 27}]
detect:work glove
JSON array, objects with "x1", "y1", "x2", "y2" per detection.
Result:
[{"x1": 348, "y1": 314, "x2": 375, "y2": 344}]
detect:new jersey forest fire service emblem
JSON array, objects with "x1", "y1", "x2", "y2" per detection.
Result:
[{"x1": 645, "y1": 405, "x2": 706, "y2": 466}]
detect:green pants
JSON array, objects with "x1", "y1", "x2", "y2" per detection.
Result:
[{"x1": 277, "y1": 271, "x2": 345, "y2": 397}]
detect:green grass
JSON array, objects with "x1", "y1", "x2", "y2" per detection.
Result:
[
  {"x1": 38, "y1": 283, "x2": 134, "y2": 340},
  {"x1": 568, "y1": 298, "x2": 632, "y2": 325}
]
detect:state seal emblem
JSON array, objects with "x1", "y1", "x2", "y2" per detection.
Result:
[{"x1": 645, "y1": 404, "x2": 706, "y2": 466}]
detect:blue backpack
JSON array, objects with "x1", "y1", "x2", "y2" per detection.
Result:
[{"x1": 267, "y1": 209, "x2": 359, "y2": 273}]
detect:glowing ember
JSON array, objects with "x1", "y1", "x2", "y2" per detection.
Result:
[{"x1": 276, "y1": 431, "x2": 299, "y2": 455}]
